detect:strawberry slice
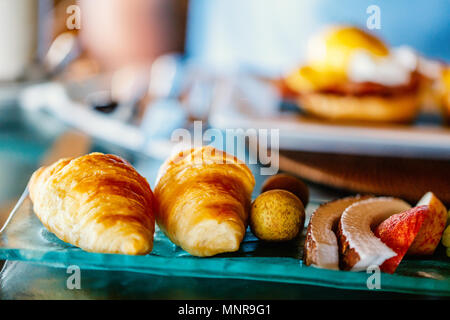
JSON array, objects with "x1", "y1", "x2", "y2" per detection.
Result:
[{"x1": 374, "y1": 205, "x2": 428, "y2": 274}]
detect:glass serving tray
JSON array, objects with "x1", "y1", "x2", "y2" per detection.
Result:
[{"x1": 1, "y1": 190, "x2": 449, "y2": 297}]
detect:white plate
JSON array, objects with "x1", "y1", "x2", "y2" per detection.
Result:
[{"x1": 209, "y1": 77, "x2": 450, "y2": 159}]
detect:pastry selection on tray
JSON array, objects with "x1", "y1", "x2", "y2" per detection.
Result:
[
  {"x1": 5, "y1": 23, "x2": 449, "y2": 296},
  {"x1": 24, "y1": 146, "x2": 449, "y2": 278}
]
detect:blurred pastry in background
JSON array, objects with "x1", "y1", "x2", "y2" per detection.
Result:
[
  {"x1": 285, "y1": 25, "x2": 425, "y2": 123},
  {"x1": 414, "y1": 59, "x2": 445, "y2": 116},
  {"x1": 438, "y1": 66, "x2": 450, "y2": 124}
]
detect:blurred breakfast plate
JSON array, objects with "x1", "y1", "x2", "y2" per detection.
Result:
[
  {"x1": 208, "y1": 76, "x2": 450, "y2": 160},
  {"x1": 0, "y1": 189, "x2": 449, "y2": 297}
]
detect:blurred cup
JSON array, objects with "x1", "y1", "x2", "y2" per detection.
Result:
[
  {"x1": 79, "y1": 0, "x2": 185, "y2": 70},
  {"x1": 0, "y1": 0, "x2": 39, "y2": 81}
]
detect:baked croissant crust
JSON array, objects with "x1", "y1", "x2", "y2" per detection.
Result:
[
  {"x1": 154, "y1": 146, "x2": 255, "y2": 257},
  {"x1": 29, "y1": 152, "x2": 155, "y2": 255}
]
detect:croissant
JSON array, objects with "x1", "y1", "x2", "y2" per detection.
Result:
[
  {"x1": 29, "y1": 152, "x2": 155, "y2": 255},
  {"x1": 154, "y1": 146, "x2": 255, "y2": 257}
]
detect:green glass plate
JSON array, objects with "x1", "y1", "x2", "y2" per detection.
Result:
[{"x1": 1, "y1": 190, "x2": 449, "y2": 296}]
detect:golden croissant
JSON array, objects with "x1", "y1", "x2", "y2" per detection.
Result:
[
  {"x1": 29, "y1": 152, "x2": 155, "y2": 255},
  {"x1": 154, "y1": 146, "x2": 255, "y2": 257}
]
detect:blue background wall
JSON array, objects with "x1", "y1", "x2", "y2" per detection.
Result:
[{"x1": 186, "y1": 0, "x2": 450, "y2": 76}]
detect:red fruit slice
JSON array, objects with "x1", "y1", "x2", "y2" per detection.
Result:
[
  {"x1": 408, "y1": 192, "x2": 448, "y2": 255},
  {"x1": 374, "y1": 206, "x2": 428, "y2": 274}
]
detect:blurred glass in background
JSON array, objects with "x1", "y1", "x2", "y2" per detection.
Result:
[{"x1": 79, "y1": 0, "x2": 187, "y2": 70}]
